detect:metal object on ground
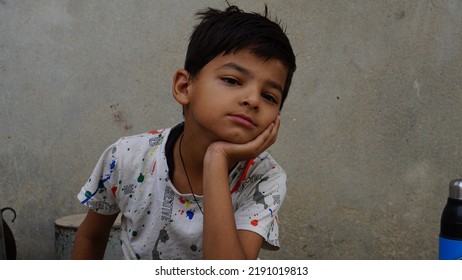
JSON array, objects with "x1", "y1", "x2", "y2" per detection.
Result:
[
  {"x1": 1, "y1": 207, "x2": 17, "y2": 260},
  {"x1": 0, "y1": 215, "x2": 5, "y2": 260}
]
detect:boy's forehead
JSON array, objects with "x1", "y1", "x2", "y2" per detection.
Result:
[{"x1": 211, "y1": 49, "x2": 288, "y2": 73}]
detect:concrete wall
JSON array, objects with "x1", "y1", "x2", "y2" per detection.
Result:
[{"x1": 1, "y1": 0, "x2": 461, "y2": 259}]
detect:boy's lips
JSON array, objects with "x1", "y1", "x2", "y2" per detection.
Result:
[{"x1": 229, "y1": 114, "x2": 257, "y2": 128}]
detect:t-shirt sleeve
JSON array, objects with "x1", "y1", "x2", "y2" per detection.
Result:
[
  {"x1": 233, "y1": 162, "x2": 287, "y2": 250},
  {"x1": 77, "y1": 141, "x2": 120, "y2": 215}
]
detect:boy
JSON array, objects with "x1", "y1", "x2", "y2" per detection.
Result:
[{"x1": 72, "y1": 5, "x2": 296, "y2": 260}]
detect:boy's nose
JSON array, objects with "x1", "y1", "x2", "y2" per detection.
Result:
[
  {"x1": 243, "y1": 101, "x2": 258, "y2": 110},
  {"x1": 241, "y1": 89, "x2": 260, "y2": 110}
]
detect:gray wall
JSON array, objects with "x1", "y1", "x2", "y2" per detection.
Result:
[{"x1": 1, "y1": 0, "x2": 461, "y2": 259}]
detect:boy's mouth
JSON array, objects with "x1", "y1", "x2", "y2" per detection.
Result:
[{"x1": 229, "y1": 114, "x2": 257, "y2": 128}]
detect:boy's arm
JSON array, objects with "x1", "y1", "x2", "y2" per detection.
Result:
[
  {"x1": 202, "y1": 116, "x2": 280, "y2": 259},
  {"x1": 71, "y1": 209, "x2": 119, "y2": 259}
]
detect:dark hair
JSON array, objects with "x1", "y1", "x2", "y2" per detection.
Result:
[{"x1": 185, "y1": 5, "x2": 296, "y2": 109}]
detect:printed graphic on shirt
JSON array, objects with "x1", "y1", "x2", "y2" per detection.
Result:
[
  {"x1": 253, "y1": 176, "x2": 270, "y2": 209},
  {"x1": 152, "y1": 227, "x2": 169, "y2": 260},
  {"x1": 161, "y1": 185, "x2": 174, "y2": 222}
]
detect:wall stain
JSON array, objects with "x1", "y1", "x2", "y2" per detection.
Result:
[
  {"x1": 110, "y1": 103, "x2": 133, "y2": 130},
  {"x1": 395, "y1": 11, "x2": 406, "y2": 20}
]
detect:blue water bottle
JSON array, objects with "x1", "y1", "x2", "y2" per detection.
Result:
[{"x1": 439, "y1": 179, "x2": 462, "y2": 260}]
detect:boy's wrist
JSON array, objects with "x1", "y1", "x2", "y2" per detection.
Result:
[{"x1": 204, "y1": 143, "x2": 232, "y2": 170}]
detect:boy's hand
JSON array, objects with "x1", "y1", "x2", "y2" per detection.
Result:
[
  {"x1": 206, "y1": 115, "x2": 281, "y2": 167},
  {"x1": 202, "y1": 114, "x2": 280, "y2": 259}
]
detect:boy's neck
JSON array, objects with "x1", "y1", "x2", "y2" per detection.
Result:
[
  {"x1": 176, "y1": 130, "x2": 209, "y2": 174},
  {"x1": 171, "y1": 125, "x2": 212, "y2": 195}
]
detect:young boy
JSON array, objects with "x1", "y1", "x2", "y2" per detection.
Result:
[{"x1": 72, "y1": 5, "x2": 296, "y2": 260}]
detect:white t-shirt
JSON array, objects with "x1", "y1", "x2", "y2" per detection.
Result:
[{"x1": 77, "y1": 127, "x2": 286, "y2": 259}]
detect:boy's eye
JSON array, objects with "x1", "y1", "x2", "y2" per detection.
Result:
[
  {"x1": 262, "y1": 93, "x2": 279, "y2": 104},
  {"x1": 222, "y1": 77, "x2": 240, "y2": 85}
]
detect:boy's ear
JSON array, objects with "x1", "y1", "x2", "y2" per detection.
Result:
[{"x1": 172, "y1": 69, "x2": 191, "y2": 106}]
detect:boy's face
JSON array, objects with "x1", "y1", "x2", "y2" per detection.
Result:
[{"x1": 181, "y1": 49, "x2": 288, "y2": 144}]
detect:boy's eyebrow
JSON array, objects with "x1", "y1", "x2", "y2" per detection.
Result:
[
  {"x1": 219, "y1": 62, "x2": 284, "y2": 93},
  {"x1": 219, "y1": 62, "x2": 253, "y2": 78}
]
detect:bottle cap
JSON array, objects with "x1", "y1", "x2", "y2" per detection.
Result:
[{"x1": 449, "y1": 179, "x2": 462, "y2": 200}]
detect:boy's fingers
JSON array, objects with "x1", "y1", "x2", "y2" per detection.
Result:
[
  {"x1": 264, "y1": 115, "x2": 280, "y2": 147},
  {"x1": 216, "y1": 115, "x2": 281, "y2": 163},
  {"x1": 255, "y1": 115, "x2": 280, "y2": 155}
]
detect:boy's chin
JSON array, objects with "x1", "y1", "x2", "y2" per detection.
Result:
[{"x1": 221, "y1": 134, "x2": 256, "y2": 145}]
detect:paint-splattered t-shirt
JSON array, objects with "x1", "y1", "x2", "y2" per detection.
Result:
[{"x1": 77, "y1": 127, "x2": 286, "y2": 259}]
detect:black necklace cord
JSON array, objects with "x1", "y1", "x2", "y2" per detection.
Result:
[{"x1": 179, "y1": 134, "x2": 204, "y2": 215}]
